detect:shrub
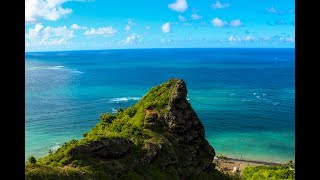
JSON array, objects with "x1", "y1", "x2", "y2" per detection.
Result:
[
  {"x1": 83, "y1": 132, "x2": 88, "y2": 137},
  {"x1": 217, "y1": 155, "x2": 228, "y2": 160},
  {"x1": 48, "y1": 149, "x2": 53, "y2": 154},
  {"x1": 28, "y1": 156, "x2": 37, "y2": 164},
  {"x1": 100, "y1": 113, "x2": 116, "y2": 123},
  {"x1": 242, "y1": 165, "x2": 294, "y2": 180},
  {"x1": 125, "y1": 107, "x2": 137, "y2": 117}
]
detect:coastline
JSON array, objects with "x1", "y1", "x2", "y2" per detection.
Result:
[
  {"x1": 216, "y1": 156, "x2": 287, "y2": 165},
  {"x1": 214, "y1": 156, "x2": 292, "y2": 174}
]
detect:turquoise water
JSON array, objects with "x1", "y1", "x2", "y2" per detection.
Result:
[{"x1": 25, "y1": 48, "x2": 295, "y2": 163}]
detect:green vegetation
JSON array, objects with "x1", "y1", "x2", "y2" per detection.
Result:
[
  {"x1": 242, "y1": 163, "x2": 295, "y2": 180},
  {"x1": 219, "y1": 160, "x2": 295, "y2": 180},
  {"x1": 25, "y1": 164, "x2": 88, "y2": 180},
  {"x1": 224, "y1": 172, "x2": 242, "y2": 180},
  {"x1": 25, "y1": 78, "x2": 294, "y2": 179},
  {"x1": 26, "y1": 79, "x2": 225, "y2": 179},
  {"x1": 28, "y1": 156, "x2": 37, "y2": 164},
  {"x1": 218, "y1": 161, "x2": 295, "y2": 180},
  {"x1": 217, "y1": 155, "x2": 228, "y2": 160}
]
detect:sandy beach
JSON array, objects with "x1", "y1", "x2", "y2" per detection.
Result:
[{"x1": 214, "y1": 157, "x2": 286, "y2": 174}]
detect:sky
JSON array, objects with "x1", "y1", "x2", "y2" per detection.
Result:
[{"x1": 25, "y1": 0, "x2": 295, "y2": 52}]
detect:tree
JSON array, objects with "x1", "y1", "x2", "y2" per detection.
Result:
[{"x1": 28, "y1": 156, "x2": 37, "y2": 164}]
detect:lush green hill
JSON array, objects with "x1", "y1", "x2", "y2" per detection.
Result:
[{"x1": 26, "y1": 78, "x2": 226, "y2": 180}]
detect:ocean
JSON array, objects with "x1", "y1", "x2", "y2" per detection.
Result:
[{"x1": 25, "y1": 48, "x2": 295, "y2": 163}]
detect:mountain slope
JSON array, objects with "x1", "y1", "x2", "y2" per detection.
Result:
[{"x1": 26, "y1": 78, "x2": 226, "y2": 180}]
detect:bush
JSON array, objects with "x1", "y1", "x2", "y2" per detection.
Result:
[
  {"x1": 242, "y1": 165, "x2": 294, "y2": 180},
  {"x1": 48, "y1": 149, "x2": 53, "y2": 154},
  {"x1": 83, "y1": 132, "x2": 88, "y2": 137},
  {"x1": 125, "y1": 107, "x2": 137, "y2": 117},
  {"x1": 100, "y1": 113, "x2": 116, "y2": 123},
  {"x1": 224, "y1": 171, "x2": 242, "y2": 180},
  {"x1": 28, "y1": 156, "x2": 37, "y2": 164},
  {"x1": 217, "y1": 155, "x2": 228, "y2": 160}
]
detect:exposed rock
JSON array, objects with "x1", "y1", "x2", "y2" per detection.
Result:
[
  {"x1": 26, "y1": 78, "x2": 225, "y2": 180},
  {"x1": 144, "y1": 108, "x2": 159, "y2": 127},
  {"x1": 139, "y1": 140, "x2": 163, "y2": 165},
  {"x1": 166, "y1": 79, "x2": 206, "y2": 143},
  {"x1": 69, "y1": 137, "x2": 132, "y2": 159}
]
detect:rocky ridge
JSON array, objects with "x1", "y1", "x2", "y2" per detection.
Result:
[{"x1": 25, "y1": 78, "x2": 225, "y2": 180}]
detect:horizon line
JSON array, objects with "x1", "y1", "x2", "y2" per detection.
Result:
[{"x1": 25, "y1": 47, "x2": 295, "y2": 53}]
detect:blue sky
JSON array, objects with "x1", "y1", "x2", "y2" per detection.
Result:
[{"x1": 25, "y1": 0, "x2": 295, "y2": 52}]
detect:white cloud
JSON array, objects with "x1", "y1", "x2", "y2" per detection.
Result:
[
  {"x1": 228, "y1": 35, "x2": 256, "y2": 42},
  {"x1": 211, "y1": 18, "x2": 242, "y2": 27},
  {"x1": 84, "y1": 27, "x2": 117, "y2": 37},
  {"x1": 25, "y1": 24, "x2": 42, "y2": 40},
  {"x1": 125, "y1": 25, "x2": 131, "y2": 32},
  {"x1": 285, "y1": 37, "x2": 295, "y2": 42},
  {"x1": 227, "y1": 35, "x2": 294, "y2": 43},
  {"x1": 26, "y1": 23, "x2": 74, "y2": 46},
  {"x1": 124, "y1": 19, "x2": 136, "y2": 33},
  {"x1": 145, "y1": 26, "x2": 151, "y2": 30},
  {"x1": 263, "y1": 36, "x2": 270, "y2": 41},
  {"x1": 228, "y1": 36, "x2": 240, "y2": 42},
  {"x1": 212, "y1": 1, "x2": 230, "y2": 9},
  {"x1": 25, "y1": 0, "x2": 73, "y2": 23},
  {"x1": 121, "y1": 33, "x2": 143, "y2": 45},
  {"x1": 211, "y1": 17, "x2": 227, "y2": 27},
  {"x1": 191, "y1": 13, "x2": 202, "y2": 20},
  {"x1": 245, "y1": 36, "x2": 254, "y2": 41},
  {"x1": 178, "y1": 15, "x2": 186, "y2": 22},
  {"x1": 230, "y1": 19, "x2": 242, "y2": 27},
  {"x1": 266, "y1": 7, "x2": 278, "y2": 14},
  {"x1": 70, "y1": 24, "x2": 81, "y2": 30},
  {"x1": 168, "y1": 0, "x2": 188, "y2": 12},
  {"x1": 279, "y1": 37, "x2": 294, "y2": 42},
  {"x1": 160, "y1": 38, "x2": 172, "y2": 43},
  {"x1": 127, "y1": 19, "x2": 136, "y2": 26},
  {"x1": 161, "y1": 22, "x2": 171, "y2": 33}
]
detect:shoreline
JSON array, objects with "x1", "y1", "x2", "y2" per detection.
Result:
[
  {"x1": 214, "y1": 156, "x2": 292, "y2": 173},
  {"x1": 216, "y1": 157, "x2": 288, "y2": 165}
]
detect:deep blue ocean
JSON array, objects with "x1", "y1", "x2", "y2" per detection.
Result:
[{"x1": 25, "y1": 48, "x2": 295, "y2": 163}]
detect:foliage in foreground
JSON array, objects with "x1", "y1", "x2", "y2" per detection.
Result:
[
  {"x1": 242, "y1": 163, "x2": 295, "y2": 180},
  {"x1": 222, "y1": 161, "x2": 295, "y2": 180}
]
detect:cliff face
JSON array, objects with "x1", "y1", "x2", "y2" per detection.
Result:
[{"x1": 25, "y1": 79, "x2": 225, "y2": 180}]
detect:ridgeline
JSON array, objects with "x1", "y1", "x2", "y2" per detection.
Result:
[{"x1": 26, "y1": 79, "x2": 226, "y2": 179}]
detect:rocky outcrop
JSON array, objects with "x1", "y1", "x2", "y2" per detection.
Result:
[
  {"x1": 69, "y1": 137, "x2": 132, "y2": 159},
  {"x1": 166, "y1": 79, "x2": 206, "y2": 142},
  {"x1": 163, "y1": 79, "x2": 216, "y2": 174},
  {"x1": 26, "y1": 78, "x2": 225, "y2": 180}
]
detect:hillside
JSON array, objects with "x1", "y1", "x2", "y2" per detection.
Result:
[{"x1": 25, "y1": 78, "x2": 226, "y2": 179}]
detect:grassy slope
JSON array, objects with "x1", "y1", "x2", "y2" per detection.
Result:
[
  {"x1": 26, "y1": 79, "x2": 225, "y2": 179},
  {"x1": 241, "y1": 164, "x2": 295, "y2": 180}
]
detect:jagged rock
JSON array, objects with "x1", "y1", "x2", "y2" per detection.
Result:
[
  {"x1": 166, "y1": 79, "x2": 206, "y2": 143},
  {"x1": 139, "y1": 140, "x2": 163, "y2": 165},
  {"x1": 144, "y1": 107, "x2": 159, "y2": 127},
  {"x1": 69, "y1": 137, "x2": 132, "y2": 159},
  {"x1": 26, "y1": 78, "x2": 225, "y2": 180}
]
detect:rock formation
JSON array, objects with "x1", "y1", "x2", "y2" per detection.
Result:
[{"x1": 25, "y1": 78, "x2": 226, "y2": 180}]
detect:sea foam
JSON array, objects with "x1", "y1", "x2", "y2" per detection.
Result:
[
  {"x1": 27, "y1": 65, "x2": 83, "y2": 74},
  {"x1": 110, "y1": 97, "x2": 141, "y2": 103},
  {"x1": 50, "y1": 143, "x2": 61, "y2": 153}
]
